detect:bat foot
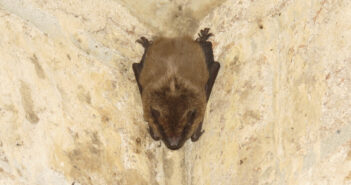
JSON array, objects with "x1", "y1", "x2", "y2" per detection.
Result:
[
  {"x1": 191, "y1": 130, "x2": 205, "y2": 142},
  {"x1": 136, "y1": 37, "x2": 152, "y2": 49},
  {"x1": 196, "y1": 28, "x2": 213, "y2": 42}
]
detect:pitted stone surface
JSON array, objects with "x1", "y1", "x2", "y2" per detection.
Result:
[{"x1": 0, "y1": 0, "x2": 350, "y2": 184}]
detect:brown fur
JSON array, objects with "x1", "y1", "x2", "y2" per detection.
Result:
[{"x1": 140, "y1": 37, "x2": 208, "y2": 149}]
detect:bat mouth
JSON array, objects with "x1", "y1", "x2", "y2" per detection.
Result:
[
  {"x1": 158, "y1": 126, "x2": 189, "y2": 150},
  {"x1": 163, "y1": 124, "x2": 192, "y2": 150},
  {"x1": 150, "y1": 107, "x2": 192, "y2": 150},
  {"x1": 158, "y1": 123, "x2": 192, "y2": 150},
  {"x1": 163, "y1": 138, "x2": 185, "y2": 150},
  {"x1": 166, "y1": 144, "x2": 182, "y2": 150}
]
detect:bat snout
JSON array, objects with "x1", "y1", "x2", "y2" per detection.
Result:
[
  {"x1": 166, "y1": 136, "x2": 182, "y2": 150},
  {"x1": 168, "y1": 136, "x2": 181, "y2": 146}
]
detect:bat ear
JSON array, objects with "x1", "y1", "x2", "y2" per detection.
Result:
[
  {"x1": 191, "y1": 121, "x2": 204, "y2": 142},
  {"x1": 148, "y1": 126, "x2": 160, "y2": 141}
]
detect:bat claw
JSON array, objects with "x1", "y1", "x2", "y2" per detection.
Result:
[
  {"x1": 136, "y1": 37, "x2": 152, "y2": 48},
  {"x1": 196, "y1": 28, "x2": 213, "y2": 42},
  {"x1": 191, "y1": 130, "x2": 205, "y2": 142}
]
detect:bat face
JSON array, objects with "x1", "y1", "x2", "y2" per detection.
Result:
[
  {"x1": 143, "y1": 78, "x2": 207, "y2": 150},
  {"x1": 133, "y1": 28, "x2": 220, "y2": 150}
]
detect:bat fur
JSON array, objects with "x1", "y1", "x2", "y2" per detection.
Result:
[{"x1": 133, "y1": 28, "x2": 220, "y2": 150}]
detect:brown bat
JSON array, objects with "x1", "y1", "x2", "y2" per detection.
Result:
[{"x1": 133, "y1": 28, "x2": 220, "y2": 150}]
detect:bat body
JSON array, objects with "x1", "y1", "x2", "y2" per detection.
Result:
[{"x1": 133, "y1": 28, "x2": 220, "y2": 150}]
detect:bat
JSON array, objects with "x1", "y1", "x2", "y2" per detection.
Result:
[{"x1": 133, "y1": 28, "x2": 220, "y2": 150}]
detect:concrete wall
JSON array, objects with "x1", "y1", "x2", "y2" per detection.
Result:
[{"x1": 0, "y1": 0, "x2": 350, "y2": 184}]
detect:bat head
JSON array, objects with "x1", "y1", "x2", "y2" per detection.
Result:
[{"x1": 142, "y1": 77, "x2": 207, "y2": 150}]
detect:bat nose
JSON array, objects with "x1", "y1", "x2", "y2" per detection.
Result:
[{"x1": 168, "y1": 136, "x2": 181, "y2": 147}]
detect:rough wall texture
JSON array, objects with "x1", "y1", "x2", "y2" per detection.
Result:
[{"x1": 0, "y1": 0, "x2": 350, "y2": 184}]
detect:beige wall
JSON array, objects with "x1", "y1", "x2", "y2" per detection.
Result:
[{"x1": 0, "y1": 0, "x2": 350, "y2": 184}]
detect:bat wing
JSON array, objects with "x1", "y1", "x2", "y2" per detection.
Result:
[
  {"x1": 132, "y1": 63, "x2": 143, "y2": 94},
  {"x1": 134, "y1": 37, "x2": 162, "y2": 141},
  {"x1": 133, "y1": 37, "x2": 152, "y2": 94},
  {"x1": 191, "y1": 28, "x2": 220, "y2": 142},
  {"x1": 196, "y1": 28, "x2": 221, "y2": 101}
]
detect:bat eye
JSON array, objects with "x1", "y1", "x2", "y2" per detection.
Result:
[
  {"x1": 151, "y1": 107, "x2": 160, "y2": 119},
  {"x1": 187, "y1": 109, "x2": 197, "y2": 124}
]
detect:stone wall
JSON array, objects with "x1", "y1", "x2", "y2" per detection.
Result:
[{"x1": 0, "y1": 0, "x2": 350, "y2": 184}]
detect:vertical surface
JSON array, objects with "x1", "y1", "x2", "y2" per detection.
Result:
[{"x1": 0, "y1": 0, "x2": 350, "y2": 184}]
